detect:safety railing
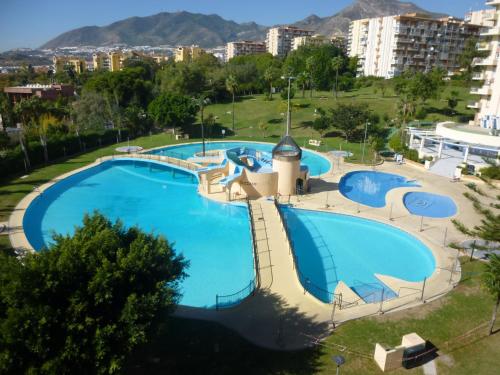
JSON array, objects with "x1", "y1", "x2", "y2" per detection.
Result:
[{"x1": 215, "y1": 199, "x2": 260, "y2": 310}]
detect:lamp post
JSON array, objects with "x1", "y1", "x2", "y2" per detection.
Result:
[
  {"x1": 333, "y1": 355, "x2": 346, "y2": 375},
  {"x1": 281, "y1": 75, "x2": 295, "y2": 136},
  {"x1": 361, "y1": 121, "x2": 370, "y2": 164}
]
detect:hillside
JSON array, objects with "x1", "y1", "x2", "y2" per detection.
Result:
[
  {"x1": 40, "y1": 0, "x2": 446, "y2": 49},
  {"x1": 41, "y1": 11, "x2": 267, "y2": 49}
]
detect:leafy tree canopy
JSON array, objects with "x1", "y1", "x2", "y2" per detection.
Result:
[
  {"x1": 0, "y1": 212, "x2": 186, "y2": 374},
  {"x1": 148, "y1": 92, "x2": 198, "y2": 129}
]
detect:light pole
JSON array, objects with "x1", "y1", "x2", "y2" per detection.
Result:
[
  {"x1": 333, "y1": 355, "x2": 346, "y2": 375},
  {"x1": 361, "y1": 121, "x2": 370, "y2": 164},
  {"x1": 281, "y1": 75, "x2": 295, "y2": 136}
]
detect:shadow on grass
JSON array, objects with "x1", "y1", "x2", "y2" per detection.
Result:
[{"x1": 126, "y1": 290, "x2": 328, "y2": 374}]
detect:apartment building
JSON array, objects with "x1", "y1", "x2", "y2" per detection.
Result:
[
  {"x1": 348, "y1": 13, "x2": 481, "y2": 79},
  {"x1": 52, "y1": 56, "x2": 86, "y2": 74},
  {"x1": 175, "y1": 46, "x2": 205, "y2": 63},
  {"x1": 469, "y1": 1, "x2": 500, "y2": 129},
  {"x1": 266, "y1": 26, "x2": 313, "y2": 56},
  {"x1": 225, "y1": 41, "x2": 266, "y2": 61},
  {"x1": 465, "y1": 8, "x2": 496, "y2": 27},
  {"x1": 292, "y1": 34, "x2": 330, "y2": 50},
  {"x1": 92, "y1": 51, "x2": 124, "y2": 72}
]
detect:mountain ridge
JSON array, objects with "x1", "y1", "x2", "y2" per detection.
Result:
[{"x1": 41, "y1": 0, "x2": 448, "y2": 49}]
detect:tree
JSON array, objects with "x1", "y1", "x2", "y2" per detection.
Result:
[
  {"x1": 459, "y1": 37, "x2": 489, "y2": 81},
  {"x1": 147, "y1": 92, "x2": 198, "y2": 131},
  {"x1": 71, "y1": 92, "x2": 109, "y2": 133},
  {"x1": 38, "y1": 114, "x2": 60, "y2": 163},
  {"x1": 447, "y1": 90, "x2": 459, "y2": 115},
  {"x1": 296, "y1": 72, "x2": 309, "y2": 98},
  {"x1": 483, "y1": 254, "x2": 500, "y2": 335},
  {"x1": 225, "y1": 75, "x2": 238, "y2": 132},
  {"x1": 0, "y1": 212, "x2": 186, "y2": 374},
  {"x1": 312, "y1": 108, "x2": 330, "y2": 138},
  {"x1": 331, "y1": 56, "x2": 343, "y2": 99},
  {"x1": 330, "y1": 103, "x2": 372, "y2": 142},
  {"x1": 193, "y1": 95, "x2": 211, "y2": 155},
  {"x1": 263, "y1": 66, "x2": 279, "y2": 99},
  {"x1": 369, "y1": 135, "x2": 386, "y2": 161}
]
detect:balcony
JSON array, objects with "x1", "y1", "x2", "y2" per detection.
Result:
[
  {"x1": 477, "y1": 43, "x2": 491, "y2": 51},
  {"x1": 486, "y1": 0, "x2": 500, "y2": 6},
  {"x1": 472, "y1": 72, "x2": 486, "y2": 80},
  {"x1": 470, "y1": 85, "x2": 492, "y2": 96},
  {"x1": 467, "y1": 101, "x2": 480, "y2": 109},
  {"x1": 472, "y1": 57, "x2": 498, "y2": 66},
  {"x1": 480, "y1": 27, "x2": 500, "y2": 37}
]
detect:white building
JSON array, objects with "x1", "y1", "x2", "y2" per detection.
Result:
[
  {"x1": 225, "y1": 41, "x2": 267, "y2": 62},
  {"x1": 469, "y1": 1, "x2": 500, "y2": 130},
  {"x1": 348, "y1": 13, "x2": 481, "y2": 79},
  {"x1": 465, "y1": 8, "x2": 496, "y2": 27},
  {"x1": 266, "y1": 26, "x2": 313, "y2": 56},
  {"x1": 292, "y1": 34, "x2": 330, "y2": 50}
]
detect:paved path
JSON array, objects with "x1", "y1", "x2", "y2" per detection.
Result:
[{"x1": 423, "y1": 359, "x2": 438, "y2": 375}]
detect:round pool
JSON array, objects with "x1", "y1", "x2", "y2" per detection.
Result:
[
  {"x1": 23, "y1": 159, "x2": 255, "y2": 309},
  {"x1": 403, "y1": 192, "x2": 457, "y2": 218},
  {"x1": 339, "y1": 171, "x2": 420, "y2": 208},
  {"x1": 147, "y1": 141, "x2": 331, "y2": 176},
  {"x1": 281, "y1": 207, "x2": 436, "y2": 303}
]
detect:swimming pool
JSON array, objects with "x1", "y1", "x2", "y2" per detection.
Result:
[
  {"x1": 147, "y1": 141, "x2": 331, "y2": 176},
  {"x1": 23, "y1": 159, "x2": 255, "y2": 309},
  {"x1": 281, "y1": 207, "x2": 435, "y2": 303},
  {"x1": 339, "y1": 171, "x2": 420, "y2": 208},
  {"x1": 403, "y1": 192, "x2": 457, "y2": 218}
]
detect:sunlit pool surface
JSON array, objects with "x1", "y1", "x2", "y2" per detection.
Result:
[
  {"x1": 23, "y1": 159, "x2": 254, "y2": 308},
  {"x1": 147, "y1": 141, "x2": 331, "y2": 176},
  {"x1": 339, "y1": 171, "x2": 420, "y2": 208},
  {"x1": 281, "y1": 207, "x2": 435, "y2": 303},
  {"x1": 403, "y1": 192, "x2": 457, "y2": 218}
]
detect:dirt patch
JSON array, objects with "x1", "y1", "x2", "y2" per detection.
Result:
[{"x1": 437, "y1": 353, "x2": 455, "y2": 368}]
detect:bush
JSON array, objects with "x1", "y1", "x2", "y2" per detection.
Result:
[
  {"x1": 388, "y1": 131, "x2": 405, "y2": 152},
  {"x1": 403, "y1": 148, "x2": 419, "y2": 162},
  {"x1": 415, "y1": 107, "x2": 427, "y2": 120},
  {"x1": 481, "y1": 165, "x2": 500, "y2": 180},
  {"x1": 280, "y1": 87, "x2": 295, "y2": 100}
]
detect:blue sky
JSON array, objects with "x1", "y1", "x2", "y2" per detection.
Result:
[{"x1": 0, "y1": 0, "x2": 486, "y2": 51}]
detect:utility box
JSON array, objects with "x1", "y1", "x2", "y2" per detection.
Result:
[{"x1": 374, "y1": 343, "x2": 405, "y2": 372}]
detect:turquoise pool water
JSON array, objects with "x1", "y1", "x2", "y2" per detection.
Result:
[
  {"x1": 404, "y1": 192, "x2": 457, "y2": 218},
  {"x1": 147, "y1": 141, "x2": 331, "y2": 176},
  {"x1": 339, "y1": 171, "x2": 420, "y2": 208},
  {"x1": 281, "y1": 207, "x2": 435, "y2": 303},
  {"x1": 23, "y1": 159, "x2": 254, "y2": 308}
]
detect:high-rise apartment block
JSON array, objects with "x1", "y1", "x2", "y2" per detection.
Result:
[
  {"x1": 92, "y1": 51, "x2": 124, "y2": 72},
  {"x1": 469, "y1": 1, "x2": 500, "y2": 129},
  {"x1": 225, "y1": 41, "x2": 267, "y2": 61},
  {"x1": 52, "y1": 56, "x2": 86, "y2": 74},
  {"x1": 266, "y1": 26, "x2": 313, "y2": 56},
  {"x1": 348, "y1": 13, "x2": 480, "y2": 79},
  {"x1": 174, "y1": 46, "x2": 205, "y2": 63}
]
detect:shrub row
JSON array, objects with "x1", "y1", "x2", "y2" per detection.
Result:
[{"x1": 0, "y1": 129, "x2": 130, "y2": 178}]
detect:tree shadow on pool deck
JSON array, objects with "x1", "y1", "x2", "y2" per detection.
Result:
[
  {"x1": 127, "y1": 291, "x2": 328, "y2": 374},
  {"x1": 308, "y1": 179, "x2": 339, "y2": 194}
]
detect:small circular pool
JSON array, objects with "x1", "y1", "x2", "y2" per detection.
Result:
[
  {"x1": 339, "y1": 171, "x2": 420, "y2": 208},
  {"x1": 147, "y1": 141, "x2": 331, "y2": 176},
  {"x1": 403, "y1": 192, "x2": 457, "y2": 218}
]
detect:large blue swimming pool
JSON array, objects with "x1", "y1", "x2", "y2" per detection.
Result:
[
  {"x1": 23, "y1": 159, "x2": 254, "y2": 309},
  {"x1": 147, "y1": 141, "x2": 331, "y2": 176},
  {"x1": 404, "y1": 192, "x2": 457, "y2": 218},
  {"x1": 339, "y1": 171, "x2": 420, "y2": 208},
  {"x1": 281, "y1": 207, "x2": 435, "y2": 303}
]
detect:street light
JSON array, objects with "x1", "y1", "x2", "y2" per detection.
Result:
[
  {"x1": 332, "y1": 355, "x2": 346, "y2": 375},
  {"x1": 281, "y1": 75, "x2": 295, "y2": 136},
  {"x1": 361, "y1": 121, "x2": 370, "y2": 164}
]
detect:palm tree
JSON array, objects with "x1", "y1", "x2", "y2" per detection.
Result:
[
  {"x1": 483, "y1": 254, "x2": 500, "y2": 335},
  {"x1": 331, "y1": 56, "x2": 343, "y2": 100},
  {"x1": 263, "y1": 67, "x2": 277, "y2": 99},
  {"x1": 296, "y1": 72, "x2": 308, "y2": 98},
  {"x1": 225, "y1": 75, "x2": 238, "y2": 132},
  {"x1": 306, "y1": 57, "x2": 315, "y2": 98},
  {"x1": 193, "y1": 95, "x2": 210, "y2": 156}
]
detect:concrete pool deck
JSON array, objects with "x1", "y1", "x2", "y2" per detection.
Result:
[{"x1": 6, "y1": 149, "x2": 496, "y2": 350}]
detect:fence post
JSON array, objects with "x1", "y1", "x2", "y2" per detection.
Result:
[
  {"x1": 470, "y1": 240, "x2": 476, "y2": 261},
  {"x1": 379, "y1": 288, "x2": 385, "y2": 313},
  {"x1": 216, "y1": 294, "x2": 219, "y2": 311},
  {"x1": 389, "y1": 203, "x2": 393, "y2": 221},
  {"x1": 419, "y1": 216, "x2": 424, "y2": 232},
  {"x1": 421, "y1": 277, "x2": 427, "y2": 302}
]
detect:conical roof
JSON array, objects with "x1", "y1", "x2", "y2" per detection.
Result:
[{"x1": 272, "y1": 135, "x2": 302, "y2": 161}]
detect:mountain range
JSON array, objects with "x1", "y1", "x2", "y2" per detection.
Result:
[{"x1": 42, "y1": 0, "x2": 447, "y2": 49}]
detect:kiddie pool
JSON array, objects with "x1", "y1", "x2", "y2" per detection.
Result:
[{"x1": 403, "y1": 192, "x2": 457, "y2": 218}]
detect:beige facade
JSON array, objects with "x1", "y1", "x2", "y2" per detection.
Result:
[
  {"x1": 175, "y1": 46, "x2": 205, "y2": 62},
  {"x1": 225, "y1": 41, "x2": 267, "y2": 61},
  {"x1": 52, "y1": 56, "x2": 86, "y2": 74},
  {"x1": 470, "y1": 1, "x2": 500, "y2": 128},
  {"x1": 348, "y1": 13, "x2": 480, "y2": 78},
  {"x1": 292, "y1": 34, "x2": 330, "y2": 50},
  {"x1": 266, "y1": 26, "x2": 313, "y2": 56},
  {"x1": 92, "y1": 51, "x2": 124, "y2": 72},
  {"x1": 465, "y1": 8, "x2": 496, "y2": 27}
]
